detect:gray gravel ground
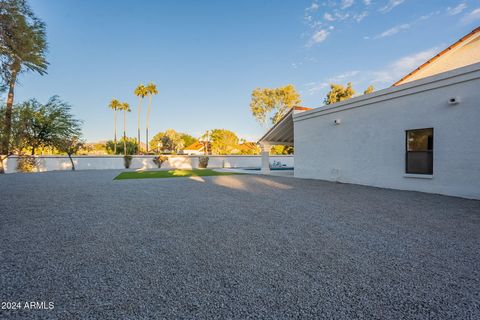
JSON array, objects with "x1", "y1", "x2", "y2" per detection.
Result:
[{"x1": 0, "y1": 170, "x2": 479, "y2": 319}]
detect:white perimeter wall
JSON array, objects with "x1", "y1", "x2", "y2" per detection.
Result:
[
  {"x1": 2, "y1": 155, "x2": 293, "y2": 174},
  {"x1": 294, "y1": 63, "x2": 480, "y2": 199}
]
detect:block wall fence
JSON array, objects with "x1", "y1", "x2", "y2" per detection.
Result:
[{"x1": 2, "y1": 155, "x2": 294, "y2": 174}]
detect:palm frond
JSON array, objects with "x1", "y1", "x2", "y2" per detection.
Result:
[
  {"x1": 134, "y1": 84, "x2": 147, "y2": 97},
  {"x1": 121, "y1": 102, "x2": 131, "y2": 112},
  {"x1": 0, "y1": 0, "x2": 49, "y2": 82},
  {"x1": 146, "y1": 82, "x2": 158, "y2": 95},
  {"x1": 108, "y1": 99, "x2": 121, "y2": 110}
]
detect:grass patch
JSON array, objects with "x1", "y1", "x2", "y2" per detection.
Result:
[{"x1": 114, "y1": 169, "x2": 243, "y2": 180}]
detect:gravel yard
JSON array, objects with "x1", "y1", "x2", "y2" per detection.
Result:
[{"x1": 0, "y1": 170, "x2": 479, "y2": 319}]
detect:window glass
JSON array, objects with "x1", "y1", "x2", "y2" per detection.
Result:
[
  {"x1": 407, "y1": 128, "x2": 433, "y2": 151},
  {"x1": 406, "y1": 128, "x2": 433, "y2": 175}
]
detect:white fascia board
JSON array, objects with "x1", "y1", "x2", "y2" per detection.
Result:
[{"x1": 293, "y1": 62, "x2": 480, "y2": 123}]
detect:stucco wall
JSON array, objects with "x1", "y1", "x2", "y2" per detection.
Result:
[
  {"x1": 2, "y1": 155, "x2": 293, "y2": 174},
  {"x1": 294, "y1": 63, "x2": 480, "y2": 199}
]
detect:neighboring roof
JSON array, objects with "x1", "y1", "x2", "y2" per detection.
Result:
[
  {"x1": 291, "y1": 106, "x2": 311, "y2": 112},
  {"x1": 236, "y1": 142, "x2": 259, "y2": 152},
  {"x1": 393, "y1": 26, "x2": 480, "y2": 86},
  {"x1": 257, "y1": 106, "x2": 312, "y2": 145},
  {"x1": 184, "y1": 141, "x2": 204, "y2": 151}
]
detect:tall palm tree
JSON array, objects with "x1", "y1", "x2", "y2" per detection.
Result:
[
  {"x1": 0, "y1": 0, "x2": 48, "y2": 162},
  {"x1": 134, "y1": 84, "x2": 147, "y2": 154},
  {"x1": 145, "y1": 82, "x2": 158, "y2": 153},
  {"x1": 200, "y1": 130, "x2": 212, "y2": 155},
  {"x1": 120, "y1": 102, "x2": 131, "y2": 156},
  {"x1": 108, "y1": 99, "x2": 121, "y2": 154}
]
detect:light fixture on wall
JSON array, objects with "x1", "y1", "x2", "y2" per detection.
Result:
[
  {"x1": 334, "y1": 119, "x2": 341, "y2": 125},
  {"x1": 448, "y1": 96, "x2": 460, "y2": 105}
]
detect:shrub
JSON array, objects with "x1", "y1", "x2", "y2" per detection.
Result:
[
  {"x1": 124, "y1": 155, "x2": 133, "y2": 169},
  {"x1": 198, "y1": 156, "x2": 209, "y2": 168},
  {"x1": 106, "y1": 138, "x2": 138, "y2": 155},
  {"x1": 152, "y1": 155, "x2": 168, "y2": 168},
  {"x1": 16, "y1": 156, "x2": 36, "y2": 173}
]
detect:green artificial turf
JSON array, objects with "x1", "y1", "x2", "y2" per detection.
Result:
[{"x1": 114, "y1": 169, "x2": 243, "y2": 180}]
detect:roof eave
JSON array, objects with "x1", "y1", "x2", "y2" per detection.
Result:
[{"x1": 393, "y1": 26, "x2": 480, "y2": 86}]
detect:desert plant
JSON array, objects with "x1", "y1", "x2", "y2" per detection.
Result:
[
  {"x1": 152, "y1": 155, "x2": 168, "y2": 168},
  {"x1": 123, "y1": 155, "x2": 133, "y2": 168},
  {"x1": 55, "y1": 136, "x2": 84, "y2": 171},
  {"x1": 5, "y1": 97, "x2": 82, "y2": 156},
  {"x1": 198, "y1": 156, "x2": 209, "y2": 168},
  {"x1": 16, "y1": 155, "x2": 36, "y2": 172}
]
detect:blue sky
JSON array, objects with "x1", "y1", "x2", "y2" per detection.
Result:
[{"x1": 9, "y1": 0, "x2": 480, "y2": 142}]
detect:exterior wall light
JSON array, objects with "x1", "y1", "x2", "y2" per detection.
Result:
[{"x1": 334, "y1": 119, "x2": 342, "y2": 125}]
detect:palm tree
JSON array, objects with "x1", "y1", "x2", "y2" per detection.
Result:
[
  {"x1": 120, "y1": 102, "x2": 131, "y2": 156},
  {"x1": 0, "y1": 0, "x2": 48, "y2": 163},
  {"x1": 200, "y1": 130, "x2": 212, "y2": 155},
  {"x1": 134, "y1": 84, "x2": 147, "y2": 154},
  {"x1": 145, "y1": 82, "x2": 158, "y2": 153},
  {"x1": 108, "y1": 99, "x2": 121, "y2": 154}
]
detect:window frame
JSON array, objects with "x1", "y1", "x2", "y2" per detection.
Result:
[{"x1": 405, "y1": 128, "x2": 434, "y2": 175}]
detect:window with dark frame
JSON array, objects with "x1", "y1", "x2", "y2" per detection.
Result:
[{"x1": 406, "y1": 128, "x2": 433, "y2": 175}]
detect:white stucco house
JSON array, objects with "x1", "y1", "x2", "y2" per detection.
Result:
[
  {"x1": 259, "y1": 27, "x2": 480, "y2": 200},
  {"x1": 181, "y1": 142, "x2": 207, "y2": 155}
]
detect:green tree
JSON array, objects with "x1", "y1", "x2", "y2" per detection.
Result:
[
  {"x1": 149, "y1": 132, "x2": 164, "y2": 153},
  {"x1": 134, "y1": 84, "x2": 147, "y2": 154},
  {"x1": 55, "y1": 136, "x2": 84, "y2": 171},
  {"x1": 210, "y1": 129, "x2": 239, "y2": 155},
  {"x1": 364, "y1": 85, "x2": 375, "y2": 95},
  {"x1": 163, "y1": 129, "x2": 184, "y2": 153},
  {"x1": 0, "y1": 102, "x2": 26, "y2": 172},
  {"x1": 181, "y1": 133, "x2": 197, "y2": 148},
  {"x1": 324, "y1": 82, "x2": 355, "y2": 105},
  {"x1": 271, "y1": 145, "x2": 294, "y2": 155},
  {"x1": 80, "y1": 142, "x2": 108, "y2": 155},
  {"x1": 119, "y1": 102, "x2": 131, "y2": 155},
  {"x1": 0, "y1": 96, "x2": 82, "y2": 157},
  {"x1": 250, "y1": 84, "x2": 301, "y2": 125},
  {"x1": 108, "y1": 99, "x2": 121, "y2": 154},
  {"x1": 149, "y1": 129, "x2": 185, "y2": 153},
  {"x1": 106, "y1": 137, "x2": 137, "y2": 155},
  {"x1": 145, "y1": 82, "x2": 158, "y2": 153},
  {"x1": 236, "y1": 142, "x2": 260, "y2": 155},
  {"x1": 0, "y1": 0, "x2": 48, "y2": 162}
]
